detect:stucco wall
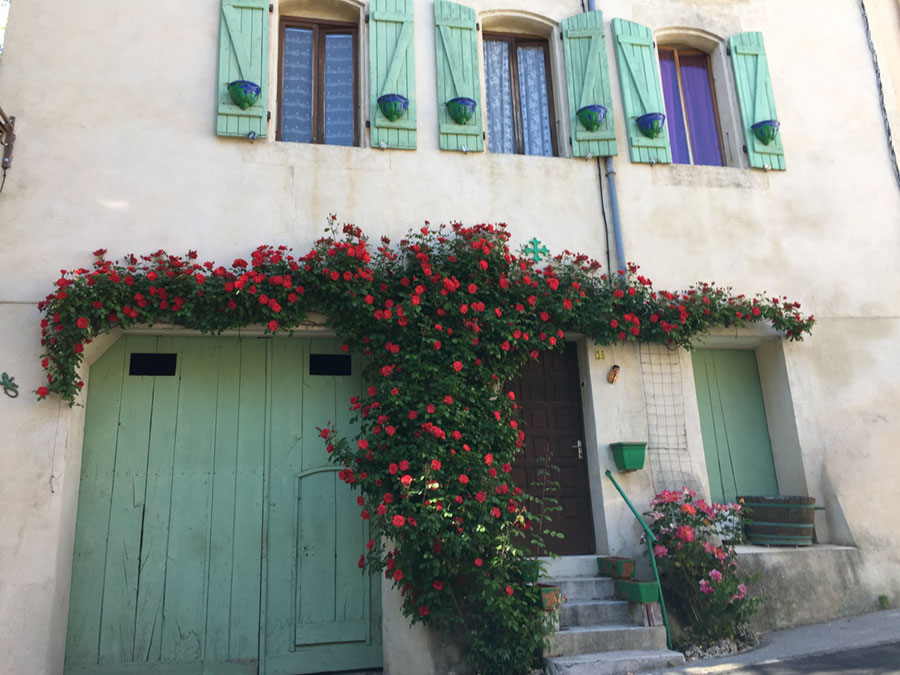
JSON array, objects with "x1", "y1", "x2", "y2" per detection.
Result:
[{"x1": 0, "y1": 1, "x2": 899, "y2": 673}]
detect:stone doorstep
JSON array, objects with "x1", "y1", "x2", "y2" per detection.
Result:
[
  {"x1": 547, "y1": 625, "x2": 669, "y2": 656},
  {"x1": 559, "y1": 598, "x2": 642, "y2": 628},
  {"x1": 544, "y1": 649, "x2": 686, "y2": 675},
  {"x1": 554, "y1": 576, "x2": 617, "y2": 602}
]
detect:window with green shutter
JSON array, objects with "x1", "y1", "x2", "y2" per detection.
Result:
[
  {"x1": 730, "y1": 31, "x2": 785, "y2": 170},
  {"x1": 369, "y1": 0, "x2": 416, "y2": 150},
  {"x1": 216, "y1": 0, "x2": 270, "y2": 139},
  {"x1": 561, "y1": 10, "x2": 617, "y2": 158},
  {"x1": 434, "y1": 0, "x2": 484, "y2": 152},
  {"x1": 611, "y1": 18, "x2": 672, "y2": 164}
]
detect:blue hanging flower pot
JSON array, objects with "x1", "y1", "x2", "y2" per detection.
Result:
[
  {"x1": 227, "y1": 80, "x2": 261, "y2": 110},
  {"x1": 377, "y1": 93, "x2": 409, "y2": 122},
  {"x1": 636, "y1": 112, "x2": 665, "y2": 139},
  {"x1": 576, "y1": 104, "x2": 608, "y2": 132},
  {"x1": 751, "y1": 119, "x2": 780, "y2": 145},
  {"x1": 447, "y1": 97, "x2": 477, "y2": 125}
]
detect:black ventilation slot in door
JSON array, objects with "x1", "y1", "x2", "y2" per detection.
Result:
[
  {"x1": 129, "y1": 353, "x2": 177, "y2": 376},
  {"x1": 310, "y1": 354, "x2": 352, "y2": 376}
]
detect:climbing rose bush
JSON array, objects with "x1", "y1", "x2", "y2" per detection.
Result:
[
  {"x1": 37, "y1": 221, "x2": 810, "y2": 673},
  {"x1": 648, "y1": 489, "x2": 760, "y2": 646}
]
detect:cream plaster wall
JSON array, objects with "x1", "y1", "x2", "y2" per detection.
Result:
[{"x1": 0, "y1": 1, "x2": 899, "y2": 673}]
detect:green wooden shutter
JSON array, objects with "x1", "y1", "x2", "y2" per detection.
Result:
[
  {"x1": 611, "y1": 18, "x2": 671, "y2": 164},
  {"x1": 562, "y1": 11, "x2": 617, "y2": 158},
  {"x1": 370, "y1": 0, "x2": 416, "y2": 150},
  {"x1": 434, "y1": 0, "x2": 483, "y2": 152},
  {"x1": 730, "y1": 32, "x2": 785, "y2": 170},
  {"x1": 216, "y1": 0, "x2": 269, "y2": 139}
]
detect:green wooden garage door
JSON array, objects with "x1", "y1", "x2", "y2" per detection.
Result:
[
  {"x1": 64, "y1": 336, "x2": 381, "y2": 675},
  {"x1": 692, "y1": 349, "x2": 778, "y2": 505}
]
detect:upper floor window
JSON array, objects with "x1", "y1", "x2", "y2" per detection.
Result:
[
  {"x1": 277, "y1": 17, "x2": 358, "y2": 146},
  {"x1": 483, "y1": 34, "x2": 557, "y2": 157},
  {"x1": 657, "y1": 46, "x2": 723, "y2": 166}
]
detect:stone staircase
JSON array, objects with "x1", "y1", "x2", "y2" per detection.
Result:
[{"x1": 541, "y1": 555, "x2": 685, "y2": 675}]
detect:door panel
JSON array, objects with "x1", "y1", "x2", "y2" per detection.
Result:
[
  {"x1": 264, "y1": 338, "x2": 381, "y2": 674},
  {"x1": 692, "y1": 349, "x2": 778, "y2": 504},
  {"x1": 510, "y1": 342, "x2": 594, "y2": 555},
  {"x1": 66, "y1": 336, "x2": 380, "y2": 675}
]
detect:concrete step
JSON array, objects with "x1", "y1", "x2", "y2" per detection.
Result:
[
  {"x1": 540, "y1": 555, "x2": 600, "y2": 578},
  {"x1": 547, "y1": 625, "x2": 668, "y2": 657},
  {"x1": 544, "y1": 649, "x2": 686, "y2": 675},
  {"x1": 559, "y1": 599, "x2": 642, "y2": 628},
  {"x1": 554, "y1": 576, "x2": 616, "y2": 602}
]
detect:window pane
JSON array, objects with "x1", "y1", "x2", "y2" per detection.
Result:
[
  {"x1": 679, "y1": 53, "x2": 723, "y2": 166},
  {"x1": 282, "y1": 27, "x2": 314, "y2": 143},
  {"x1": 658, "y1": 49, "x2": 690, "y2": 165},
  {"x1": 484, "y1": 40, "x2": 515, "y2": 154},
  {"x1": 324, "y1": 33, "x2": 355, "y2": 147},
  {"x1": 516, "y1": 45, "x2": 553, "y2": 157}
]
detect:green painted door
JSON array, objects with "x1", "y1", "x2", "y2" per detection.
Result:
[
  {"x1": 692, "y1": 349, "x2": 778, "y2": 504},
  {"x1": 65, "y1": 336, "x2": 381, "y2": 675},
  {"x1": 262, "y1": 338, "x2": 381, "y2": 674}
]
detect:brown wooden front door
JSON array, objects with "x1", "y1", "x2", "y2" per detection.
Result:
[{"x1": 510, "y1": 342, "x2": 595, "y2": 555}]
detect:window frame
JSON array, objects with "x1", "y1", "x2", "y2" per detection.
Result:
[
  {"x1": 276, "y1": 16, "x2": 360, "y2": 146},
  {"x1": 482, "y1": 31, "x2": 559, "y2": 157},
  {"x1": 657, "y1": 44, "x2": 726, "y2": 166}
]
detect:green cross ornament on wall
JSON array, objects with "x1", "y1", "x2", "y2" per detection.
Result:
[{"x1": 523, "y1": 238, "x2": 549, "y2": 263}]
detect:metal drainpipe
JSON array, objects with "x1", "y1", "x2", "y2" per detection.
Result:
[{"x1": 586, "y1": 0, "x2": 626, "y2": 277}]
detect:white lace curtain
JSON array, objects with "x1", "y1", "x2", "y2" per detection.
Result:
[{"x1": 483, "y1": 40, "x2": 553, "y2": 156}]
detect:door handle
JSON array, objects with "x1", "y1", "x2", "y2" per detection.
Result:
[{"x1": 573, "y1": 440, "x2": 583, "y2": 460}]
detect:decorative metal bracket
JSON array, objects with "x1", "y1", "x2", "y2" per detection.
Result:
[
  {"x1": 0, "y1": 104, "x2": 15, "y2": 170},
  {"x1": 1, "y1": 372, "x2": 20, "y2": 398}
]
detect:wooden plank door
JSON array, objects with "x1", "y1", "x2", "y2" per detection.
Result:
[
  {"x1": 262, "y1": 338, "x2": 382, "y2": 675},
  {"x1": 65, "y1": 336, "x2": 266, "y2": 675},
  {"x1": 692, "y1": 349, "x2": 779, "y2": 504},
  {"x1": 510, "y1": 343, "x2": 595, "y2": 555}
]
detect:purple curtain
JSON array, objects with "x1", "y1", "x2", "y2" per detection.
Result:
[
  {"x1": 679, "y1": 53, "x2": 723, "y2": 166},
  {"x1": 658, "y1": 50, "x2": 689, "y2": 164}
]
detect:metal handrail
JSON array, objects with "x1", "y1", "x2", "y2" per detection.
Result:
[{"x1": 604, "y1": 469, "x2": 672, "y2": 650}]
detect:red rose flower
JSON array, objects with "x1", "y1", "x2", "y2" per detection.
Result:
[
  {"x1": 452, "y1": 361, "x2": 463, "y2": 372},
  {"x1": 392, "y1": 515, "x2": 406, "y2": 527},
  {"x1": 76, "y1": 317, "x2": 88, "y2": 329}
]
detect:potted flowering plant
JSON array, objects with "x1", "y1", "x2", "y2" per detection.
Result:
[{"x1": 646, "y1": 489, "x2": 760, "y2": 646}]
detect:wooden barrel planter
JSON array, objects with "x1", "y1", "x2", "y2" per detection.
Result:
[{"x1": 739, "y1": 495, "x2": 816, "y2": 546}]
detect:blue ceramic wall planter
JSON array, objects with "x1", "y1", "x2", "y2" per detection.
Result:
[
  {"x1": 377, "y1": 94, "x2": 409, "y2": 122},
  {"x1": 227, "y1": 80, "x2": 261, "y2": 110},
  {"x1": 447, "y1": 97, "x2": 477, "y2": 125},
  {"x1": 751, "y1": 119, "x2": 780, "y2": 145},
  {"x1": 636, "y1": 113, "x2": 665, "y2": 139},
  {"x1": 576, "y1": 104, "x2": 608, "y2": 132}
]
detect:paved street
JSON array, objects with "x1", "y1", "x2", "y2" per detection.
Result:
[
  {"x1": 645, "y1": 609, "x2": 900, "y2": 675},
  {"x1": 698, "y1": 642, "x2": 900, "y2": 674}
]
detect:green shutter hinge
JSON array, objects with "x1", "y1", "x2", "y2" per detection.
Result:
[
  {"x1": 365, "y1": 12, "x2": 369, "y2": 22},
  {"x1": 269, "y1": 4, "x2": 273, "y2": 12},
  {"x1": 476, "y1": 22, "x2": 480, "y2": 31},
  {"x1": 726, "y1": 45, "x2": 731, "y2": 56}
]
